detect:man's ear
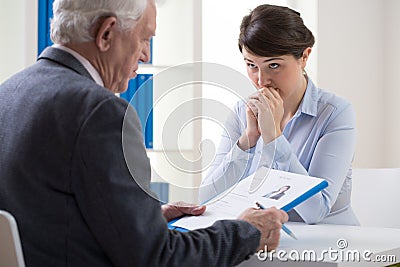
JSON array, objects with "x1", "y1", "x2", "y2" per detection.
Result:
[{"x1": 95, "y1": 17, "x2": 118, "y2": 52}]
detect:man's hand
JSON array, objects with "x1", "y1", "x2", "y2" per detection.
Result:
[
  {"x1": 238, "y1": 207, "x2": 288, "y2": 252},
  {"x1": 161, "y1": 201, "x2": 206, "y2": 222}
]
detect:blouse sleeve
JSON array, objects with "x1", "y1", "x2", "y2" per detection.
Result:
[
  {"x1": 257, "y1": 103, "x2": 356, "y2": 224},
  {"x1": 199, "y1": 101, "x2": 255, "y2": 203}
]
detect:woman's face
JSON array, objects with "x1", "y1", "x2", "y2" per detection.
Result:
[{"x1": 242, "y1": 47, "x2": 309, "y2": 101}]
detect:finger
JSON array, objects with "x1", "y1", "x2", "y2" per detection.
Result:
[
  {"x1": 259, "y1": 86, "x2": 278, "y2": 95},
  {"x1": 248, "y1": 89, "x2": 268, "y2": 101},
  {"x1": 246, "y1": 99, "x2": 259, "y2": 108},
  {"x1": 259, "y1": 87, "x2": 283, "y2": 104},
  {"x1": 253, "y1": 92, "x2": 276, "y2": 110},
  {"x1": 190, "y1": 205, "x2": 206, "y2": 216},
  {"x1": 250, "y1": 98, "x2": 269, "y2": 112},
  {"x1": 267, "y1": 207, "x2": 288, "y2": 222},
  {"x1": 249, "y1": 91, "x2": 278, "y2": 113},
  {"x1": 279, "y1": 210, "x2": 289, "y2": 223},
  {"x1": 259, "y1": 88, "x2": 278, "y2": 103},
  {"x1": 178, "y1": 205, "x2": 206, "y2": 216},
  {"x1": 246, "y1": 100, "x2": 259, "y2": 116},
  {"x1": 266, "y1": 90, "x2": 283, "y2": 109},
  {"x1": 267, "y1": 87, "x2": 282, "y2": 100},
  {"x1": 248, "y1": 94, "x2": 261, "y2": 102}
]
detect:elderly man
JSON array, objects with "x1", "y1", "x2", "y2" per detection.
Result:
[{"x1": 0, "y1": 0, "x2": 288, "y2": 266}]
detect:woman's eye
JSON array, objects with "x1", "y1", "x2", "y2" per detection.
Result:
[
  {"x1": 269, "y1": 63, "x2": 279, "y2": 69},
  {"x1": 247, "y1": 63, "x2": 257, "y2": 69}
]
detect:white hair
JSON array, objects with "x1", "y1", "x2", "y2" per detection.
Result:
[{"x1": 50, "y1": 0, "x2": 147, "y2": 44}]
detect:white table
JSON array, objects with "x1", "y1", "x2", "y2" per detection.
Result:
[{"x1": 238, "y1": 222, "x2": 400, "y2": 267}]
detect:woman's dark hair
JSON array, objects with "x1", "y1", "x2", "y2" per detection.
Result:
[{"x1": 238, "y1": 4, "x2": 315, "y2": 59}]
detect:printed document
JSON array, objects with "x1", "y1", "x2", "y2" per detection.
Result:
[{"x1": 171, "y1": 167, "x2": 327, "y2": 230}]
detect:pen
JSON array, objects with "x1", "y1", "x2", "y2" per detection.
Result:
[{"x1": 255, "y1": 201, "x2": 298, "y2": 240}]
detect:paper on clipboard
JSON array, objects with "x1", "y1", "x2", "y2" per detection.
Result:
[{"x1": 170, "y1": 167, "x2": 328, "y2": 231}]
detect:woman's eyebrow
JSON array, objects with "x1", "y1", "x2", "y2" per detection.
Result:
[
  {"x1": 243, "y1": 57, "x2": 284, "y2": 62},
  {"x1": 263, "y1": 58, "x2": 284, "y2": 63}
]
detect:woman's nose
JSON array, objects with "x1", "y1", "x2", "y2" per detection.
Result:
[{"x1": 257, "y1": 70, "x2": 271, "y2": 88}]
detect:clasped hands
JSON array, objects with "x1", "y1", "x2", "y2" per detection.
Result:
[
  {"x1": 238, "y1": 86, "x2": 284, "y2": 150},
  {"x1": 162, "y1": 201, "x2": 288, "y2": 252}
]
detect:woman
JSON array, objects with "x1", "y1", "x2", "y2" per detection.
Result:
[{"x1": 199, "y1": 4, "x2": 359, "y2": 225}]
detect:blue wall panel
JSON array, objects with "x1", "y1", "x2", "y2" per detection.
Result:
[
  {"x1": 38, "y1": 0, "x2": 54, "y2": 55},
  {"x1": 120, "y1": 74, "x2": 153, "y2": 149}
]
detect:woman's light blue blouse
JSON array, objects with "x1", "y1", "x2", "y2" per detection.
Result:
[{"x1": 199, "y1": 78, "x2": 359, "y2": 225}]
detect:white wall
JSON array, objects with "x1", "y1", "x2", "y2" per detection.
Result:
[
  {"x1": 148, "y1": 0, "x2": 204, "y2": 203},
  {"x1": 317, "y1": 0, "x2": 400, "y2": 168},
  {"x1": 352, "y1": 168, "x2": 400, "y2": 228},
  {"x1": 383, "y1": 0, "x2": 400, "y2": 167},
  {"x1": 0, "y1": 0, "x2": 37, "y2": 82}
]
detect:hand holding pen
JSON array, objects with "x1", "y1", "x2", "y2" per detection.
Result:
[
  {"x1": 238, "y1": 206, "x2": 288, "y2": 252},
  {"x1": 255, "y1": 201, "x2": 298, "y2": 240}
]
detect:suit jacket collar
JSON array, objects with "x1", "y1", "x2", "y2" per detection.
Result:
[{"x1": 38, "y1": 47, "x2": 94, "y2": 82}]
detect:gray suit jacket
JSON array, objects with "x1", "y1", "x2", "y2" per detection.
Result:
[{"x1": 0, "y1": 47, "x2": 260, "y2": 267}]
